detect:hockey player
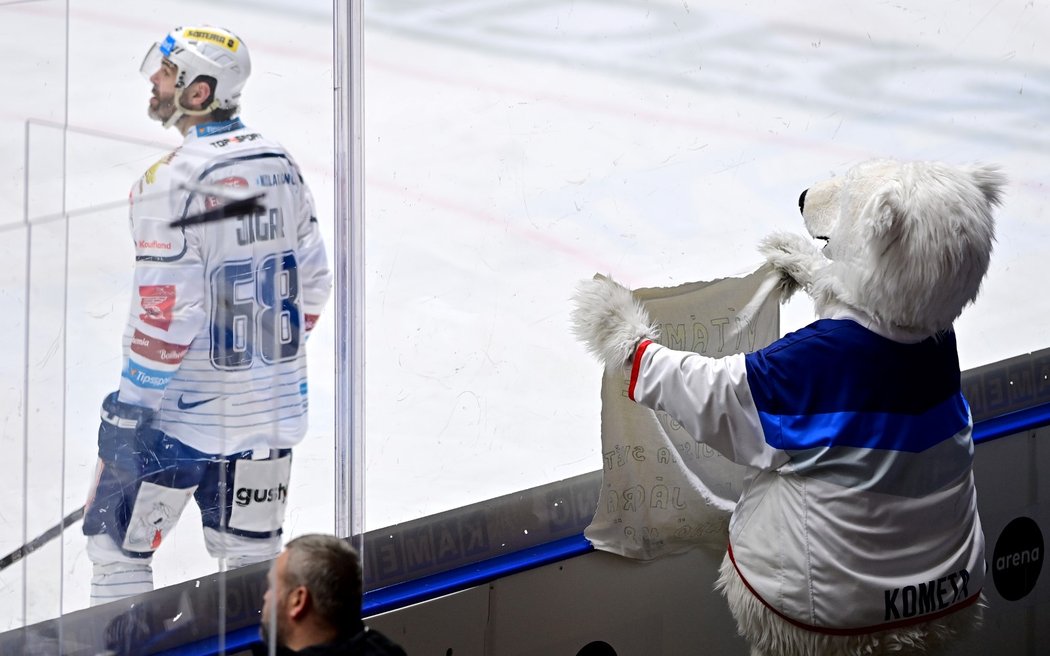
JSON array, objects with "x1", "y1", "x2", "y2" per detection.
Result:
[{"x1": 83, "y1": 25, "x2": 333, "y2": 605}]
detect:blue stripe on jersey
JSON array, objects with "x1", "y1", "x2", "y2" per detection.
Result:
[
  {"x1": 745, "y1": 319, "x2": 967, "y2": 452},
  {"x1": 123, "y1": 358, "x2": 174, "y2": 389},
  {"x1": 759, "y1": 392, "x2": 970, "y2": 452},
  {"x1": 744, "y1": 319, "x2": 962, "y2": 415}
]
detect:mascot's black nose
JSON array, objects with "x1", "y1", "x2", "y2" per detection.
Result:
[{"x1": 798, "y1": 189, "x2": 808, "y2": 215}]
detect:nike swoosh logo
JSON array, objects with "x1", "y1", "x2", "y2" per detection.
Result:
[{"x1": 177, "y1": 395, "x2": 219, "y2": 410}]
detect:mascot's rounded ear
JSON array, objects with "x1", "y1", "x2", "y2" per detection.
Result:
[
  {"x1": 968, "y1": 164, "x2": 1007, "y2": 208},
  {"x1": 867, "y1": 178, "x2": 906, "y2": 241}
]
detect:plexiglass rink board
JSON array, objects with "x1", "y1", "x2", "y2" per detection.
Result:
[
  {"x1": 361, "y1": 0, "x2": 1050, "y2": 523},
  {"x1": 0, "y1": 0, "x2": 338, "y2": 635},
  {"x1": 2, "y1": 0, "x2": 1050, "y2": 641},
  {"x1": 0, "y1": 0, "x2": 70, "y2": 632}
]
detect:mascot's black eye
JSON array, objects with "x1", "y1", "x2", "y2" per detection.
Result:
[{"x1": 798, "y1": 189, "x2": 808, "y2": 215}]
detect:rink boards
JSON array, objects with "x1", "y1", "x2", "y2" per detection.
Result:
[{"x1": 1, "y1": 347, "x2": 1048, "y2": 655}]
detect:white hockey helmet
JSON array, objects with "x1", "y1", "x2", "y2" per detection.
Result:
[{"x1": 140, "y1": 25, "x2": 251, "y2": 126}]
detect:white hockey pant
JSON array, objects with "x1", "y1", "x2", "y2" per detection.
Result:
[
  {"x1": 203, "y1": 526, "x2": 282, "y2": 569},
  {"x1": 87, "y1": 529, "x2": 281, "y2": 606},
  {"x1": 87, "y1": 534, "x2": 154, "y2": 607}
]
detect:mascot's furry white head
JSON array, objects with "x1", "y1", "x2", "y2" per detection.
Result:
[{"x1": 761, "y1": 158, "x2": 1004, "y2": 336}]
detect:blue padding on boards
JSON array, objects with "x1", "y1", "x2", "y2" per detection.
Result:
[
  {"x1": 155, "y1": 535, "x2": 593, "y2": 655},
  {"x1": 151, "y1": 624, "x2": 261, "y2": 656},
  {"x1": 363, "y1": 533, "x2": 593, "y2": 616},
  {"x1": 973, "y1": 401, "x2": 1050, "y2": 444}
]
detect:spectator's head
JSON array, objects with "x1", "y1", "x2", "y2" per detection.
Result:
[{"x1": 260, "y1": 534, "x2": 363, "y2": 650}]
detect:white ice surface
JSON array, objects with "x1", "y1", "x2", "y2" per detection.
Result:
[{"x1": 1, "y1": 0, "x2": 1048, "y2": 632}]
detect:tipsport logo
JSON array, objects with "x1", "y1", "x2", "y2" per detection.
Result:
[{"x1": 124, "y1": 360, "x2": 173, "y2": 389}]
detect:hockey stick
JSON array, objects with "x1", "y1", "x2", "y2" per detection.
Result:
[
  {"x1": 171, "y1": 182, "x2": 265, "y2": 228},
  {"x1": 0, "y1": 505, "x2": 85, "y2": 572},
  {"x1": 170, "y1": 194, "x2": 265, "y2": 228}
]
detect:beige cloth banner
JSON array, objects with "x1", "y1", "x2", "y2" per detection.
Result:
[{"x1": 585, "y1": 264, "x2": 783, "y2": 560}]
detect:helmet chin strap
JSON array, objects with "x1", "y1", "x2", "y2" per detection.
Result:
[{"x1": 162, "y1": 92, "x2": 219, "y2": 130}]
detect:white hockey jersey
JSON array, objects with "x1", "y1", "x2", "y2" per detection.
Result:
[
  {"x1": 117, "y1": 118, "x2": 333, "y2": 456},
  {"x1": 628, "y1": 309, "x2": 984, "y2": 632}
]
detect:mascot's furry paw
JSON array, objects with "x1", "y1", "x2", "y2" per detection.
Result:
[
  {"x1": 758, "y1": 231, "x2": 829, "y2": 301},
  {"x1": 571, "y1": 275, "x2": 659, "y2": 371}
]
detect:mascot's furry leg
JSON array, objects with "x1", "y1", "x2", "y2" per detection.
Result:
[{"x1": 715, "y1": 555, "x2": 984, "y2": 656}]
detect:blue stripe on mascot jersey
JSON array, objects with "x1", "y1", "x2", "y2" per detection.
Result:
[{"x1": 743, "y1": 319, "x2": 969, "y2": 453}]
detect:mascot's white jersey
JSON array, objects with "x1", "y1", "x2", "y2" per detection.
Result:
[
  {"x1": 628, "y1": 312, "x2": 984, "y2": 632},
  {"x1": 117, "y1": 118, "x2": 332, "y2": 456}
]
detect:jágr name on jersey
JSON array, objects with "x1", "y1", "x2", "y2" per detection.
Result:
[{"x1": 237, "y1": 207, "x2": 285, "y2": 245}]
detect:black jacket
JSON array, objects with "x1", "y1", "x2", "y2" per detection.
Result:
[{"x1": 251, "y1": 625, "x2": 407, "y2": 656}]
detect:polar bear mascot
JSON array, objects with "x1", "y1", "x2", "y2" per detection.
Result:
[{"x1": 571, "y1": 159, "x2": 1005, "y2": 656}]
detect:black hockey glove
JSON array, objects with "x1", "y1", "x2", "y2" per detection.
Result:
[{"x1": 97, "y1": 392, "x2": 154, "y2": 471}]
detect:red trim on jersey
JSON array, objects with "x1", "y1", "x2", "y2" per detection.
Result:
[
  {"x1": 628, "y1": 339, "x2": 653, "y2": 401},
  {"x1": 304, "y1": 314, "x2": 319, "y2": 333},
  {"x1": 130, "y1": 329, "x2": 189, "y2": 365},
  {"x1": 725, "y1": 542, "x2": 981, "y2": 636}
]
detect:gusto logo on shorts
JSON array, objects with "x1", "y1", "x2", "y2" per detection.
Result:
[{"x1": 235, "y1": 483, "x2": 288, "y2": 507}]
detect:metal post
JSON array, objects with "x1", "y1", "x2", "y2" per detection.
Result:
[{"x1": 333, "y1": 0, "x2": 365, "y2": 549}]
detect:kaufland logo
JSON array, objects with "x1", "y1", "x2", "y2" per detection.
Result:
[{"x1": 138, "y1": 239, "x2": 172, "y2": 250}]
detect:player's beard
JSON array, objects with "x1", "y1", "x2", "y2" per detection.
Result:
[{"x1": 148, "y1": 87, "x2": 178, "y2": 123}]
